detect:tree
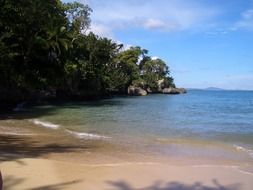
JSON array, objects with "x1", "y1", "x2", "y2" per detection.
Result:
[
  {"x1": 64, "y1": 2, "x2": 92, "y2": 33},
  {"x1": 141, "y1": 58, "x2": 174, "y2": 91},
  {"x1": 0, "y1": 0, "x2": 176, "y2": 109},
  {"x1": 63, "y1": 33, "x2": 122, "y2": 97},
  {"x1": 113, "y1": 47, "x2": 143, "y2": 89},
  {"x1": 0, "y1": 0, "x2": 70, "y2": 89}
]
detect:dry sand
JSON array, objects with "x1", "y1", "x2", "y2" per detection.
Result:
[{"x1": 1, "y1": 158, "x2": 253, "y2": 190}]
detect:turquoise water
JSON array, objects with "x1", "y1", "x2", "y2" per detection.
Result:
[
  {"x1": 31, "y1": 90, "x2": 253, "y2": 140},
  {"x1": 26, "y1": 90, "x2": 253, "y2": 162}
]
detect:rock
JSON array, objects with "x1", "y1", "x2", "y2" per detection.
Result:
[
  {"x1": 162, "y1": 87, "x2": 179, "y2": 94},
  {"x1": 177, "y1": 88, "x2": 187, "y2": 94},
  {"x1": 146, "y1": 88, "x2": 153, "y2": 93},
  {"x1": 128, "y1": 86, "x2": 147, "y2": 96},
  {"x1": 157, "y1": 79, "x2": 164, "y2": 92},
  {"x1": 163, "y1": 87, "x2": 187, "y2": 94}
]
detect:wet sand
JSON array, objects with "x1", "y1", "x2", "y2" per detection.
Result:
[{"x1": 1, "y1": 119, "x2": 253, "y2": 190}]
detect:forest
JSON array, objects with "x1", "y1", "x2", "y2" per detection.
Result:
[{"x1": 0, "y1": 0, "x2": 175, "y2": 110}]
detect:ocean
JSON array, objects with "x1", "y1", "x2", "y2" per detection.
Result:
[{"x1": 14, "y1": 90, "x2": 253, "y2": 166}]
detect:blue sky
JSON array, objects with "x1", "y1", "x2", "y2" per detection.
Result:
[{"x1": 63, "y1": 0, "x2": 253, "y2": 90}]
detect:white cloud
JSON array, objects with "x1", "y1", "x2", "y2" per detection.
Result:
[
  {"x1": 116, "y1": 40, "x2": 133, "y2": 51},
  {"x1": 242, "y1": 9, "x2": 253, "y2": 19},
  {"x1": 85, "y1": 0, "x2": 218, "y2": 32},
  {"x1": 234, "y1": 9, "x2": 253, "y2": 30},
  {"x1": 123, "y1": 44, "x2": 133, "y2": 50},
  {"x1": 144, "y1": 19, "x2": 166, "y2": 29},
  {"x1": 151, "y1": 56, "x2": 159, "y2": 60},
  {"x1": 89, "y1": 23, "x2": 113, "y2": 38},
  {"x1": 205, "y1": 28, "x2": 228, "y2": 36}
]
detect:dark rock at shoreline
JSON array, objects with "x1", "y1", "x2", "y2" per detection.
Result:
[
  {"x1": 146, "y1": 88, "x2": 153, "y2": 93},
  {"x1": 163, "y1": 87, "x2": 187, "y2": 94},
  {"x1": 128, "y1": 86, "x2": 147, "y2": 96},
  {"x1": 127, "y1": 85, "x2": 186, "y2": 96}
]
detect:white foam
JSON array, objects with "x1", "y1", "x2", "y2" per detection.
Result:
[
  {"x1": 65, "y1": 129, "x2": 110, "y2": 140},
  {"x1": 238, "y1": 169, "x2": 253, "y2": 176},
  {"x1": 233, "y1": 144, "x2": 253, "y2": 158},
  {"x1": 32, "y1": 119, "x2": 60, "y2": 129}
]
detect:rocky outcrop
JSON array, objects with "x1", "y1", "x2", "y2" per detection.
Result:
[
  {"x1": 177, "y1": 88, "x2": 187, "y2": 94},
  {"x1": 157, "y1": 79, "x2": 164, "y2": 92},
  {"x1": 146, "y1": 88, "x2": 153, "y2": 93},
  {"x1": 128, "y1": 85, "x2": 186, "y2": 96},
  {"x1": 163, "y1": 87, "x2": 187, "y2": 94},
  {"x1": 128, "y1": 86, "x2": 147, "y2": 96}
]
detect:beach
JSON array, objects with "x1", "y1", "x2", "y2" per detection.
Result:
[
  {"x1": 1, "y1": 117, "x2": 253, "y2": 190},
  {"x1": 1, "y1": 91, "x2": 253, "y2": 189},
  {"x1": 1, "y1": 0, "x2": 253, "y2": 189},
  {"x1": 2, "y1": 157, "x2": 253, "y2": 190}
]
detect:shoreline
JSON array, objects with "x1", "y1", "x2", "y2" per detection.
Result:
[
  {"x1": 1, "y1": 119, "x2": 253, "y2": 189},
  {"x1": 1, "y1": 118, "x2": 253, "y2": 165}
]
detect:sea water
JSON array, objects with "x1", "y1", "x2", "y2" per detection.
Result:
[{"x1": 25, "y1": 90, "x2": 253, "y2": 164}]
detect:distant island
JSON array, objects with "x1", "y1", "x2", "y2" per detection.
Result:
[
  {"x1": 187, "y1": 87, "x2": 225, "y2": 91},
  {"x1": 204, "y1": 87, "x2": 225, "y2": 91}
]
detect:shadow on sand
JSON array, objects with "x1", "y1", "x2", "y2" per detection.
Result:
[
  {"x1": 3, "y1": 175, "x2": 81, "y2": 190},
  {"x1": 107, "y1": 179, "x2": 241, "y2": 190},
  {"x1": 2, "y1": 177, "x2": 242, "y2": 190},
  {"x1": 0, "y1": 135, "x2": 93, "y2": 162}
]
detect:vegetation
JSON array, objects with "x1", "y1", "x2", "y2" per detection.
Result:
[{"x1": 0, "y1": 0, "x2": 175, "y2": 109}]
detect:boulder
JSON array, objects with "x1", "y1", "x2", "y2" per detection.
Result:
[
  {"x1": 128, "y1": 86, "x2": 147, "y2": 96},
  {"x1": 177, "y1": 88, "x2": 187, "y2": 94},
  {"x1": 157, "y1": 79, "x2": 164, "y2": 92},
  {"x1": 163, "y1": 87, "x2": 187, "y2": 94},
  {"x1": 146, "y1": 88, "x2": 153, "y2": 93}
]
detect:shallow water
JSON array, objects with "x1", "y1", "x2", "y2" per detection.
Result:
[{"x1": 10, "y1": 90, "x2": 253, "y2": 165}]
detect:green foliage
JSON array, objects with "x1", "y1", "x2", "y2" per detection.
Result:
[
  {"x1": 0, "y1": 0, "x2": 175, "y2": 108},
  {"x1": 113, "y1": 47, "x2": 142, "y2": 89},
  {"x1": 64, "y1": 2, "x2": 92, "y2": 33},
  {"x1": 140, "y1": 58, "x2": 174, "y2": 91},
  {"x1": 78, "y1": 33, "x2": 121, "y2": 96},
  {"x1": 0, "y1": 0, "x2": 69, "y2": 89}
]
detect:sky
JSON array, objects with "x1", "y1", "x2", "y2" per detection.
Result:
[{"x1": 63, "y1": 0, "x2": 253, "y2": 90}]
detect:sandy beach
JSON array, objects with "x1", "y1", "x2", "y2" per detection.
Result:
[
  {"x1": 1, "y1": 157, "x2": 253, "y2": 190},
  {"x1": 0, "y1": 119, "x2": 253, "y2": 190}
]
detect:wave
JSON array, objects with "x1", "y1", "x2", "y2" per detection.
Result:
[
  {"x1": 233, "y1": 144, "x2": 253, "y2": 158},
  {"x1": 32, "y1": 119, "x2": 60, "y2": 129},
  {"x1": 65, "y1": 129, "x2": 110, "y2": 140}
]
